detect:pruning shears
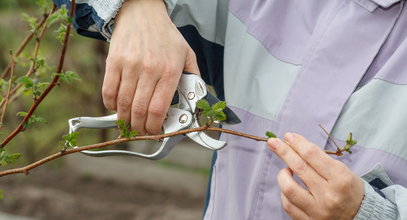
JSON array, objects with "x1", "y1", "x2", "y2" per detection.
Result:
[{"x1": 67, "y1": 72, "x2": 241, "y2": 160}]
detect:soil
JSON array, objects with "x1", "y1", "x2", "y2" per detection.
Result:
[{"x1": 0, "y1": 168, "x2": 204, "y2": 220}]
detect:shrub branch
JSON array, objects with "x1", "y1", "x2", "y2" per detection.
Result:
[{"x1": 0, "y1": 1, "x2": 75, "y2": 148}]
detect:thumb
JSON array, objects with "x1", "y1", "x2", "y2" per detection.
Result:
[{"x1": 183, "y1": 48, "x2": 201, "y2": 76}]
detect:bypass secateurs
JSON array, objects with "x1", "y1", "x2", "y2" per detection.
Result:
[{"x1": 67, "y1": 72, "x2": 241, "y2": 160}]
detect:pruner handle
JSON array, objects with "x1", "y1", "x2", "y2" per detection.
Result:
[{"x1": 68, "y1": 108, "x2": 193, "y2": 160}]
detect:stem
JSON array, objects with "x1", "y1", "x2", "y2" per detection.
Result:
[
  {"x1": 1, "y1": 6, "x2": 55, "y2": 79},
  {"x1": 0, "y1": 11, "x2": 50, "y2": 109},
  {"x1": 0, "y1": 51, "x2": 15, "y2": 127},
  {"x1": 319, "y1": 124, "x2": 340, "y2": 151},
  {"x1": 0, "y1": 1, "x2": 76, "y2": 148},
  {"x1": 0, "y1": 126, "x2": 344, "y2": 177}
]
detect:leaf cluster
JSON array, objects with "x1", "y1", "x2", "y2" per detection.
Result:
[
  {"x1": 16, "y1": 76, "x2": 50, "y2": 99},
  {"x1": 62, "y1": 131, "x2": 79, "y2": 148},
  {"x1": 47, "y1": 5, "x2": 73, "y2": 44},
  {"x1": 21, "y1": 13, "x2": 38, "y2": 34},
  {"x1": 116, "y1": 119, "x2": 138, "y2": 138},
  {"x1": 52, "y1": 71, "x2": 81, "y2": 84},
  {"x1": 196, "y1": 99, "x2": 227, "y2": 125},
  {"x1": 0, "y1": 148, "x2": 21, "y2": 166},
  {"x1": 343, "y1": 132, "x2": 357, "y2": 154},
  {"x1": 16, "y1": 111, "x2": 47, "y2": 129}
]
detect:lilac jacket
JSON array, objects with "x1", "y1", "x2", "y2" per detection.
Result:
[{"x1": 55, "y1": 0, "x2": 407, "y2": 219}]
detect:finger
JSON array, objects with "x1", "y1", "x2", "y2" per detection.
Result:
[
  {"x1": 116, "y1": 69, "x2": 138, "y2": 123},
  {"x1": 131, "y1": 76, "x2": 158, "y2": 135},
  {"x1": 102, "y1": 58, "x2": 121, "y2": 111},
  {"x1": 284, "y1": 132, "x2": 340, "y2": 179},
  {"x1": 145, "y1": 73, "x2": 181, "y2": 134},
  {"x1": 183, "y1": 48, "x2": 200, "y2": 76},
  {"x1": 277, "y1": 168, "x2": 314, "y2": 210},
  {"x1": 268, "y1": 138, "x2": 326, "y2": 190},
  {"x1": 281, "y1": 193, "x2": 309, "y2": 220}
]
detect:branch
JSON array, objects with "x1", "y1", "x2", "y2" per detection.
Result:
[
  {"x1": 0, "y1": 51, "x2": 15, "y2": 127},
  {"x1": 0, "y1": 126, "x2": 346, "y2": 177},
  {"x1": 1, "y1": 6, "x2": 56, "y2": 79},
  {"x1": 1, "y1": 1, "x2": 76, "y2": 148},
  {"x1": 0, "y1": 11, "x2": 50, "y2": 109}
]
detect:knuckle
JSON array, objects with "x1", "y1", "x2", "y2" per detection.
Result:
[
  {"x1": 132, "y1": 104, "x2": 148, "y2": 118},
  {"x1": 117, "y1": 98, "x2": 132, "y2": 110},
  {"x1": 281, "y1": 184, "x2": 296, "y2": 198},
  {"x1": 291, "y1": 161, "x2": 308, "y2": 176},
  {"x1": 141, "y1": 60, "x2": 158, "y2": 73},
  {"x1": 102, "y1": 88, "x2": 116, "y2": 100},
  {"x1": 324, "y1": 192, "x2": 341, "y2": 210},
  {"x1": 302, "y1": 145, "x2": 318, "y2": 159},
  {"x1": 148, "y1": 103, "x2": 166, "y2": 118}
]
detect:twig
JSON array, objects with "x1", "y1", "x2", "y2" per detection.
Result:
[
  {"x1": 0, "y1": 1, "x2": 76, "y2": 148},
  {"x1": 0, "y1": 126, "x2": 347, "y2": 177},
  {"x1": 0, "y1": 126, "x2": 262, "y2": 177},
  {"x1": 0, "y1": 51, "x2": 15, "y2": 128},
  {"x1": 1, "y1": 6, "x2": 56, "y2": 79},
  {"x1": 319, "y1": 124, "x2": 340, "y2": 151},
  {"x1": 0, "y1": 11, "x2": 50, "y2": 109}
]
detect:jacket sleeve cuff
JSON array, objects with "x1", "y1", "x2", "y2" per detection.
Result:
[
  {"x1": 94, "y1": 0, "x2": 127, "y2": 41},
  {"x1": 102, "y1": 0, "x2": 177, "y2": 41},
  {"x1": 354, "y1": 180, "x2": 398, "y2": 220}
]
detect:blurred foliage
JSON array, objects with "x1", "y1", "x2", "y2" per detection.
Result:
[{"x1": 0, "y1": 0, "x2": 113, "y2": 167}]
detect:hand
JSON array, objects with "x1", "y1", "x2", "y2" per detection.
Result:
[
  {"x1": 267, "y1": 133, "x2": 364, "y2": 220},
  {"x1": 103, "y1": 0, "x2": 200, "y2": 134}
]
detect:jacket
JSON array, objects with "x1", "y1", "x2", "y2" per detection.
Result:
[{"x1": 53, "y1": 0, "x2": 407, "y2": 219}]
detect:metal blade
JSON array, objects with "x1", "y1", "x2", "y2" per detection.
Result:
[{"x1": 205, "y1": 93, "x2": 241, "y2": 125}]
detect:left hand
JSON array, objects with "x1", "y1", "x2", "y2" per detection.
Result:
[{"x1": 267, "y1": 133, "x2": 364, "y2": 220}]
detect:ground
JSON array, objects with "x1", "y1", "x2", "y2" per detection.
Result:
[{"x1": 0, "y1": 167, "x2": 204, "y2": 220}]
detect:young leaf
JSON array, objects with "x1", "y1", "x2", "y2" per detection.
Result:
[
  {"x1": 53, "y1": 71, "x2": 81, "y2": 84},
  {"x1": 196, "y1": 99, "x2": 211, "y2": 111},
  {"x1": 62, "y1": 132, "x2": 79, "y2": 148},
  {"x1": 55, "y1": 24, "x2": 67, "y2": 44},
  {"x1": 116, "y1": 119, "x2": 139, "y2": 138},
  {"x1": 265, "y1": 131, "x2": 277, "y2": 138},
  {"x1": 343, "y1": 132, "x2": 357, "y2": 154},
  {"x1": 0, "y1": 148, "x2": 21, "y2": 166},
  {"x1": 215, "y1": 111, "x2": 227, "y2": 122},
  {"x1": 212, "y1": 101, "x2": 227, "y2": 111},
  {"x1": 21, "y1": 13, "x2": 38, "y2": 34},
  {"x1": 17, "y1": 112, "x2": 47, "y2": 128},
  {"x1": 16, "y1": 76, "x2": 34, "y2": 89}
]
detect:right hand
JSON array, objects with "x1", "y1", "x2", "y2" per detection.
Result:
[{"x1": 103, "y1": 0, "x2": 200, "y2": 135}]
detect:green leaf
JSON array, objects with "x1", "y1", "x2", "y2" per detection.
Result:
[
  {"x1": 17, "y1": 112, "x2": 47, "y2": 128},
  {"x1": 343, "y1": 132, "x2": 357, "y2": 154},
  {"x1": 212, "y1": 101, "x2": 227, "y2": 112},
  {"x1": 116, "y1": 120, "x2": 138, "y2": 138},
  {"x1": 216, "y1": 111, "x2": 227, "y2": 122},
  {"x1": 16, "y1": 76, "x2": 34, "y2": 89},
  {"x1": 53, "y1": 71, "x2": 81, "y2": 84},
  {"x1": 21, "y1": 13, "x2": 38, "y2": 33},
  {"x1": 0, "y1": 189, "x2": 3, "y2": 200},
  {"x1": 63, "y1": 132, "x2": 79, "y2": 147},
  {"x1": 55, "y1": 24, "x2": 67, "y2": 44},
  {"x1": 0, "y1": 148, "x2": 21, "y2": 166},
  {"x1": 265, "y1": 131, "x2": 277, "y2": 138},
  {"x1": 196, "y1": 99, "x2": 211, "y2": 111}
]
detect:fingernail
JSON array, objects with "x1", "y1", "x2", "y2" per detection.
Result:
[
  {"x1": 284, "y1": 133, "x2": 294, "y2": 143},
  {"x1": 268, "y1": 138, "x2": 280, "y2": 151}
]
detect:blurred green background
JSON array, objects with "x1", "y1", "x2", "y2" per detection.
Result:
[{"x1": 0, "y1": 1, "x2": 211, "y2": 219}]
